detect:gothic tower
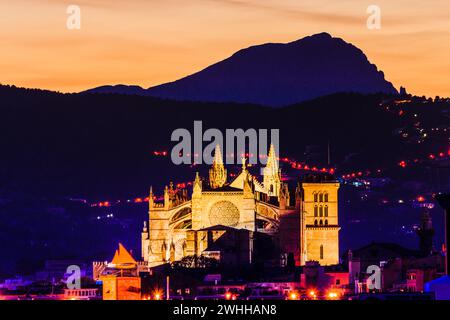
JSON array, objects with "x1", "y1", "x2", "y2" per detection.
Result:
[
  {"x1": 263, "y1": 144, "x2": 281, "y2": 197},
  {"x1": 301, "y1": 181, "x2": 340, "y2": 266},
  {"x1": 209, "y1": 144, "x2": 227, "y2": 189}
]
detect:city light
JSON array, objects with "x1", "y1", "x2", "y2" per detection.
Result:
[
  {"x1": 328, "y1": 292, "x2": 338, "y2": 300},
  {"x1": 289, "y1": 292, "x2": 298, "y2": 300}
]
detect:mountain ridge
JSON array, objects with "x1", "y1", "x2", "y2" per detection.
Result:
[{"x1": 83, "y1": 32, "x2": 398, "y2": 106}]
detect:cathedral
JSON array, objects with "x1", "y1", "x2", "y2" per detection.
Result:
[{"x1": 141, "y1": 145, "x2": 340, "y2": 267}]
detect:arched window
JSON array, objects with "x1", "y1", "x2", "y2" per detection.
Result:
[
  {"x1": 320, "y1": 245, "x2": 324, "y2": 260},
  {"x1": 314, "y1": 220, "x2": 318, "y2": 226},
  {"x1": 319, "y1": 193, "x2": 323, "y2": 202},
  {"x1": 314, "y1": 193, "x2": 318, "y2": 202},
  {"x1": 319, "y1": 219, "x2": 323, "y2": 226},
  {"x1": 314, "y1": 206, "x2": 318, "y2": 217},
  {"x1": 324, "y1": 193, "x2": 329, "y2": 202},
  {"x1": 319, "y1": 206, "x2": 323, "y2": 217},
  {"x1": 324, "y1": 206, "x2": 328, "y2": 217},
  {"x1": 325, "y1": 219, "x2": 328, "y2": 226}
]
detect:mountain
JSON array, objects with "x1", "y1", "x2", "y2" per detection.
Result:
[{"x1": 84, "y1": 33, "x2": 398, "y2": 107}]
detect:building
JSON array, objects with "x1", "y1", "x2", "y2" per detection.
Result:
[
  {"x1": 63, "y1": 288, "x2": 99, "y2": 300},
  {"x1": 347, "y1": 242, "x2": 444, "y2": 294},
  {"x1": 95, "y1": 243, "x2": 142, "y2": 300},
  {"x1": 300, "y1": 261, "x2": 349, "y2": 298},
  {"x1": 141, "y1": 144, "x2": 340, "y2": 267}
]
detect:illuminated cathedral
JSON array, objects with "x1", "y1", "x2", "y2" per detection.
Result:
[{"x1": 141, "y1": 145, "x2": 340, "y2": 267}]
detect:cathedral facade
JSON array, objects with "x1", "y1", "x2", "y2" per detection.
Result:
[{"x1": 141, "y1": 145, "x2": 340, "y2": 267}]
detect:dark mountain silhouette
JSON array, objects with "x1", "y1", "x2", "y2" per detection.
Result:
[{"x1": 84, "y1": 33, "x2": 398, "y2": 106}]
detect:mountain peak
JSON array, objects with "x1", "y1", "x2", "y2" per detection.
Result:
[{"x1": 84, "y1": 33, "x2": 398, "y2": 106}]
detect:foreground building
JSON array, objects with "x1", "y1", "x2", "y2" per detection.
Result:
[
  {"x1": 95, "y1": 243, "x2": 142, "y2": 300},
  {"x1": 141, "y1": 145, "x2": 340, "y2": 267}
]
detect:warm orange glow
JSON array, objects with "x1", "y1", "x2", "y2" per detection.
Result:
[
  {"x1": 225, "y1": 292, "x2": 232, "y2": 300},
  {"x1": 327, "y1": 292, "x2": 339, "y2": 300},
  {"x1": 289, "y1": 292, "x2": 298, "y2": 300},
  {"x1": 152, "y1": 288, "x2": 163, "y2": 300}
]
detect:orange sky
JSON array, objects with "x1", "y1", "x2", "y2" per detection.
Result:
[{"x1": 0, "y1": 0, "x2": 449, "y2": 97}]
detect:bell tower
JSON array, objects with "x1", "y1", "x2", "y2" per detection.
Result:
[{"x1": 301, "y1": 181, "x2": 340, "y2": 266}]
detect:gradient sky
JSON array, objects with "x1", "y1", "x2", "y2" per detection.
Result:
[{"x1": 0, "y1": 0, "x2": 449, "y2": 97}]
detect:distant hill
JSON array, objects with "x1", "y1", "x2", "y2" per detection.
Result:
[
  {"x1": 0, "y1": 84, "x2": 448, "y2": 275},
  {"x1": 84, "y1": 33, "x2": 398, "y2": 106},
  {"x1": 0, "y1": 83, "x2": 439, "y2": 200}
]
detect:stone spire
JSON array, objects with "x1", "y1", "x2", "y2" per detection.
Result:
[
  {"x1": 164, "y1": 185, "x2": 169, "y2": 209},
  {"x1": 263, "y1": 143, "x2": 281, "y2": 196},
  {"x1": 241, "y1": 156, "x2": 247, "y2": 173},
  {"x1": 193, "y1": 171, "x2": 202, "y2": 197},
  {"x1": 209, "y1": 144, "x2": 227, "y2": 189},
  {"x1": 148, "y1": 186, "x2": 154, "y2": 209}
]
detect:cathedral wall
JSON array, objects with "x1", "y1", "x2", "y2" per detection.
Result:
[{"x1": 305, "y1": 227, "x2": 339, "y2": 266}]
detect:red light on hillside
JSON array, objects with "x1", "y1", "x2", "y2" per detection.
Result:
[{"x1": 134, "y1": 198, "x2": 143, "y2": 203}]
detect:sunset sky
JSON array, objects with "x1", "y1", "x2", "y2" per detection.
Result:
[{"x1": 0, "y1": 0, "x2": 449, "y2": 97}]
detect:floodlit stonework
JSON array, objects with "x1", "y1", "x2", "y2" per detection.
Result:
[{"x1": 141, "y1": 145, "x2": 340, "y2": 267}]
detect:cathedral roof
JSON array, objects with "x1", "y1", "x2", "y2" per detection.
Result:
[{"x1": 202, "y1": 184, "x2": 243, "y2": 192}]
